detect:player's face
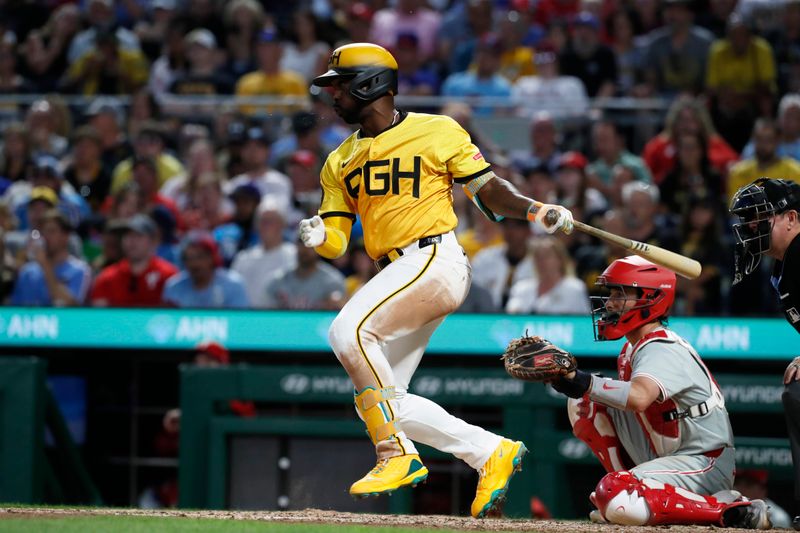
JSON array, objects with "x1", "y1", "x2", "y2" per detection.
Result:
[
  {"x1": 122, "y1": 231, "x2": 153, "y2": 262},
  {"x1": 329, "y1": 78, "x2": 361, "y2": 124},
  {"x1": 768, "y1": 210, "x2": 797, "y2": 258},
  {"x1": 605, "y1": 287, "x2": 636, "y2": 315}
]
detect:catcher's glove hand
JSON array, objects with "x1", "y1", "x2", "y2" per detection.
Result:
[{"x1": 502, "y1": 334, "x2": 577, "y2": 382}]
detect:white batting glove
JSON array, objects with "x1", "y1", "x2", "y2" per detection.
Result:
[
  {"x1": 299, "y1": 215, "x2": 326, "y2": 247},
  {"x1": 529, "y1": 203, "x2": 574, "y2": 235}
]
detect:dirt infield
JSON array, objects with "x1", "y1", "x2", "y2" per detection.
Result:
[{"x1": 0, "y1": 507, "x2": 770, "y2": 532}]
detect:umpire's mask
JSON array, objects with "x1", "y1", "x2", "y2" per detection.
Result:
[{"x1": 729, "y1": 178, "x2": 800, "y2": 284}]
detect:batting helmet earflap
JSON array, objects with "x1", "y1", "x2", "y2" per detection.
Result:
[
  {"x1": 312, "y1": 43, "x2": 398, "y2": 102},
  {"x1": 591, "y1": 256, "x2": 676, "y2": 341}
]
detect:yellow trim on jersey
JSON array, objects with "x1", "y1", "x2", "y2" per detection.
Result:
[{"x1": 355, "y1": 244, "x2": 438, "y2": 452}]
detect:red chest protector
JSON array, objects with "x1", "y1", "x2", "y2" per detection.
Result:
[{"x1": 618, "y1": 329, "x2": 681, "y2": 456}]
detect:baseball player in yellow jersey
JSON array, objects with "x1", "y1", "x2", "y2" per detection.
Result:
[{"x1": 299, "y1": 43, "x2": 574, "y2": 518}]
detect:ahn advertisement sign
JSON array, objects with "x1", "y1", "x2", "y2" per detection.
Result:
[{"x1": 0, "y1": 308, "x2": 794, "y2": 360}]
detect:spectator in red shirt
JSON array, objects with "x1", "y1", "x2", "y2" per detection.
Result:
[
  {"x1": 90, "y1": 214, "x2": 178, "y2": 306},
  {"x1": 642, "y1": 96, "x2": 739, "y2": 184}
]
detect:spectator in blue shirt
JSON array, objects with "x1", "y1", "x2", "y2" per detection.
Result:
[
  {"x1": 11, "y1": 155, "x2": 90, "y2": 231},
  {"x1": 395, "y1": 32, "x2": 440, "y2": 97},
  {"x1": 11, "y1": 209, "x2": 91, "y2": 306},
  {"x1": 213, "y1": 182, "x2": 261, "y2": 266},
  {"x1": 163, "y1": 231, "x2": 249, "y2": 308},
  {"x1": 440, "y1": 33, "x2": 511, "y2": 117}
]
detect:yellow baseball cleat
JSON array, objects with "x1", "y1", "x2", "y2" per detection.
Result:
[
  {"x1": 349, "y1": 454, "x2": 429, "y2": 498},
  {"x1": 471, "y1": 439, "x2": 528, "y2": 518}
]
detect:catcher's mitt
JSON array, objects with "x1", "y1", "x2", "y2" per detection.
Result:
[{"x1": 502, "y1": 334, "x2": 577, "y2": 382}]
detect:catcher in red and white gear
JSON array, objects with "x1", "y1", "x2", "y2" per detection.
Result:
[{"x1": 550, "y1": 256, "x2": 772, "y2": 529}]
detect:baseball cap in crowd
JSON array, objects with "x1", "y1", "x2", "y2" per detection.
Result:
[
  {"x1": 534, "y1": 43, "x2": 558, "y2": 65},
  {"x1": 557, "y1": 151, "x2": 588, "y2": 171},
  {"x1": 347, "y1": 2, "x2": 374, "y2": 22},
  {"x1": 289, "y1": 150, "x2": 317, "y2": 169},
  {"x1": 85, "y1": 96, "x2": 124, "y2": 125},
  {"x1": 244, "y1": 125, "x2": 272, "y2": 146},
  {"x1": 181, "y1": 230, "x2": 223, "y2": 266},
  {"x1": 185, "y1": 28, "x2": 217, "y2": 49},
  {"x1": 573, "y1": 11, "x2": 600, "y2": 30},
  {"x1": 257, "y1": 28, "x2": 280, "y2": 44},
  {"x1": 226, "y1": 121, "x2": 247, "y2": 145},
  {"x1": 32, "y1": 155, "x2": 63, "y2": 179},
  {"x1": 136, "y1": 121, "x2": 166, "y2": 144},
  {"x1": 72, "y1": 125, "x2": 103, "y2": 146},
  {"x1": 29, "y1": 186, "x2": 58, "y2": 206},
  {"x1": 230, "y1": 182, "x2": 262, "y2": 202},
  {"x1": 120, "y1": 214, "x2": 158, "y2": 237},
  {"x1": 195, "y1": 340, "x2": 230, "y2": 363}
]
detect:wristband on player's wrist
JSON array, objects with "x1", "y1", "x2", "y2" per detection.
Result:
[
  {"x1": 526, "y1": 201, "x2": 543, "y2": 222},
  {"x1": 551, "y1": 369, "x2": 592, "y2": 399}
]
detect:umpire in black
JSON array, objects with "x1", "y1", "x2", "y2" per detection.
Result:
[{"x1": 730, "y1": 177, "x2": 800, "y2": 529}]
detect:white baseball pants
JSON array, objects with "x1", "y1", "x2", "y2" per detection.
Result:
[{"x1": 328, "y1": 231, "x2": 502, "y2": 469}]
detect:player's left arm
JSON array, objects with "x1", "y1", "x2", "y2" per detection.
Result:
[
  {"x1": 566, "y1": 372, "x2": 661, "y2": 412},
  {"x1": 626, "y1": 376, "x2": 662, "y2": 412}
]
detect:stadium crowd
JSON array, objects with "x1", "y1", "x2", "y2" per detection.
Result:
[{"x1": 0, "y1": 0, "x2": 798, "y2": 316}]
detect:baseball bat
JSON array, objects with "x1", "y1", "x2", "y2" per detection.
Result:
[{"x1": 545, "y1": 210, "x2": 702, "y2": 279}]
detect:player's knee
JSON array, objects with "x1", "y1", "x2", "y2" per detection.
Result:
[
  {"x1": 328, "y1": 314, "x2": 359, "y2": 364},
  {"x1": 594, "y1": 471, "x2": 651, "y2": 526}
]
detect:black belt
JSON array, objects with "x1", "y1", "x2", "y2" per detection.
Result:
[{"x1": 375, "y1": 235, "x2": 442, "y2": 271}]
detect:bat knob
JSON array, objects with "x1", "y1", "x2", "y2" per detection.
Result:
[{"x1": 544, "y1": 209, "x2": 560, "y2": 226}]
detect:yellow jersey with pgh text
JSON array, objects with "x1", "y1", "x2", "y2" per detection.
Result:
[{"x1": 318, "y1": 111, "x2": 491, "y2": 260}]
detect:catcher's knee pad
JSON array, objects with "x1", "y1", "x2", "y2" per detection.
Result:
[
  {"x1": 354, "y1": 386, "x2": 398, "y2": 444},
  {"x1": 595, "y1": 471, "x2": 732, "y2": 527},
  {"x1": 568, "y1": 398, "x2": 629, "y2": 472},
  {"x1": 594, "y1": 471, "x2": 651, "y2": 526}
]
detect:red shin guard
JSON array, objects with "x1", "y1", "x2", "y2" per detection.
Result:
[
  {"x1": 593, "y1": 471, "x2": 742, "y2": 526},
  {"x1": 568, "y1": 397, "x2": 633, "y2": 472}
]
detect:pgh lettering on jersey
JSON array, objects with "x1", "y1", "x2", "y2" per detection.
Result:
[{"x1": 318, "y1": 111, "x2": 491, "y2": 259}]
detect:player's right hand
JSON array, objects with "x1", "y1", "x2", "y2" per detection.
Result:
[
  {"x1": 529, "y1": 202, "x2": 574, "y2": 235},
  {"x1": 784, "y1": 356, "x2": 800, "y2": 384},
  {"x1": 299, "y1": 215, "x2": 326, "y2": 248}
]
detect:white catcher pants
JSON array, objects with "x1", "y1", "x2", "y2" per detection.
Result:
[{"x1": 328, "y1": 231, "x2": 502, "y2": 469}]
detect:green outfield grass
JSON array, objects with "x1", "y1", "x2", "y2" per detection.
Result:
[{"x1": 0, "y1": 516, "x2": 482, "y2": 533}]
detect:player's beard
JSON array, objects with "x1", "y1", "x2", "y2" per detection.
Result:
[{"x1": 335, "y1": 104, "x2": 361, "y2": 124}]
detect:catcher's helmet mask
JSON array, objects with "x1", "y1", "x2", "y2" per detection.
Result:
[
  {"x1": 730, "y1": 178, "x2": 800, "y2": 283},
  {"x1": 591, "y1": 256, "x2": 676, "y2": 341}
]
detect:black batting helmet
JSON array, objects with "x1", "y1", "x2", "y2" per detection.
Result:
[{"x1": 312, "y1": 43, "x2": 398, "y2": 102}]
